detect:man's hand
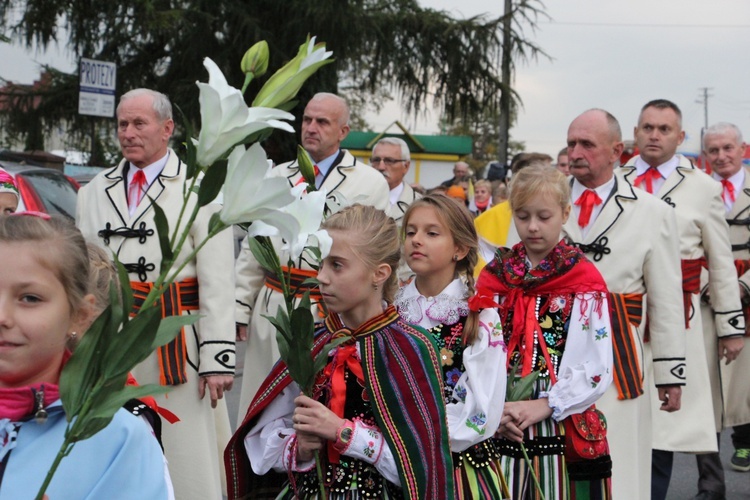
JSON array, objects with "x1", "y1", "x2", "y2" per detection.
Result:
[
  {"x1": 199, "y1": 374, "x2": 234, "y2": 408},
  {"x1": 236, "y1": 324, "x2": 248, "y2": 342},
  {"x1": 719, "y1": 336, "x2": 744, "y2": 365},
  {"x1": 657, "y1": 385, "x2": 682, "y2": 412}
]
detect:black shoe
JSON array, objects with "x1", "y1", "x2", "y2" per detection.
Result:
[
  {"x1": 693, "y1": 491, "x2": 725, "y2": 500},
  {"x1": 731, "y1": 448, "x2": 750, "y2": 472}
]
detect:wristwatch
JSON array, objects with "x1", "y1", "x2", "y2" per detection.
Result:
[{"x1": 334, "y1": 420, "x2": 355, "y2": 452}]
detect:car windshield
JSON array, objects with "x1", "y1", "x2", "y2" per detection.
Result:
[{"x1": 19, "y1": 171, "x2": 78, "y2": 218}]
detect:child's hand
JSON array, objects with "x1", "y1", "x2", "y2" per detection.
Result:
[
  {"x1": 292, "y1": 394, "x2": 345, "y2": 442},
  {"x1": 497, "y1": 400, "x2": 553, "y2": 442},
  {"x1": 295, "y1": 430, "x2": 324, "y2": 462}
]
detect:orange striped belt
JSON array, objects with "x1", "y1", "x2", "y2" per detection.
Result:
[
  {"x1": 131, "y1": 278, "x2": 199, "y2": 386},
  {"x1": 263, "y1": 266, "x2": 322, "y2": 301},
  {"x1": 608, "y1": 292, "x2": 644, "y2": 400},
  {"x1": 681, "y1": 258, "x2": 707, "y2": 328}
]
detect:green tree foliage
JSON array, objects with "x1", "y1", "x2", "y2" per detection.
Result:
[{"x1": 0, "y1": 0, "x2": 545, "y2": 162}]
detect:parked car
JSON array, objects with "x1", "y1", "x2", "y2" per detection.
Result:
[{"x1": 0, "y1": 161, "x2": 79, "y2": 219}]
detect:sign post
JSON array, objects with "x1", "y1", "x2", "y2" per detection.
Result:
[{"x1": 78, "y1": 58, "x2": 117, "y2": 118}]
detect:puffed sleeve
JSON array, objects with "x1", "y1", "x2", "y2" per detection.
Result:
[
  {"x1": 446, "y1": 308, "x2": 507, "y2": 452},
  {"x1": 544, "y1": 292, "x2": 613, "y2": 421}
]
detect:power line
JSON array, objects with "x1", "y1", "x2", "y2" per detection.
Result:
[{"x1": 541, "y1": 21, "x2": 750, "y2": 29}]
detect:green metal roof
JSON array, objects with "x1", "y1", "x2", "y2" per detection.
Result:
[{"x1": 342, "y1": 131, "x2": 472, "y2": 155}]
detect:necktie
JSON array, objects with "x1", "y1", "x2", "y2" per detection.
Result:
[
  {"x1": 128, "y1": 169, "x2": 147, "y2": 213},
  {"x1": 634, "y1": 167, "x2": 661, "y2": 194},
  {"x1": 721, "y1": 179, "x2": 736, "y2": 204},
  {"x1": 575, "y1": 189, "x2": 602, "y2": 228},
  {"x1": 295, "y1": 165, "x2": 321, "y2": 186}
]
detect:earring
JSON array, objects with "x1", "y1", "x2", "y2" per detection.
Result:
[
  {"x1": 453, "y1": 255, "x2": 458, "y2": 261},
  {"x1": 69, "y1": 331, "x2": 78, "y2": 340},
  {"x1": 372, "y1": 282, "x2": 379, "y2": 290}
]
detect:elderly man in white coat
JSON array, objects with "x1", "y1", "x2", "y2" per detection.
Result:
[
  {"x1": 696, "y1": 122, "x2": 750, "y2": 498},
  {"x1": 234, "y1": 93, "x2": 390, "y2": 420},
  {"x1": 622, "y1": 99, "x2": 745, "y2": 500},
  {"x1": 563, "y1": 109, "x2": 685, "y2": 500},
  {"x1": 77, "y1": 88, "x2": 236, "y2": 500},
  {"x1": 369, "y1": 137, "x2": 421, "y2": 223}
]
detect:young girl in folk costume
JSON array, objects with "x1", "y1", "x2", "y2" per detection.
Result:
[
  {"x1": 225, "y1": 204, "x2": 454, "y2": 500},
  {"x1": 394, "y1": 194, "x2": 508, "y2": 498},
  {"x1": 0, "y1": 214, "x2": 169, "y2": 499},
  {"x1": 0, "y1": 167, "x2": 19, "y2": 215},
  {"x1": 477, "y1": 165, "x2": 614, "y2": 500}
]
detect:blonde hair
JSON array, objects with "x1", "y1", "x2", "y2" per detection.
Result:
[
  {"x1": 87, "y1": 242, "x2": 119, "y2": 312},
  {"x1": 509, "y1": 164, "x2": 570, "y2": 213},
  {"x1": 0, "y1": 215, "x2": 89, "y2": 312},
  {"x1": 321, "y1": 204, "x2": 400, "y2": 302},
  {"x1": 474, "y1": 179, "x2": 492, "y2": 193},
  {"x1": 402, "y1": 195, "x2": 481, "y2": 345}
]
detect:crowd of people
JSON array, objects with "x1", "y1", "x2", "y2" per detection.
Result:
[{"x1": 0, "y1": 87, "x2": 748, "y2": 500}]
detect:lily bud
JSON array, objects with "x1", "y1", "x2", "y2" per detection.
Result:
[
  {"x1": 297, "y1": 145, "x2": 317, "y2": 191},
  {"x1": 241, "y1": 41, "x2": 270, "y2": 78}
]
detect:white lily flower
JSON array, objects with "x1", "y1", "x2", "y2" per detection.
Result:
[
  {"x1": 219, "y1": 144, "x2": 297, "y2": 227},
  {"x1": 252, "y1": 37, "x2": 334, "y2": 109},
  {"x1": 194, "y1": 57, "x2": 295, "y2": 167}
]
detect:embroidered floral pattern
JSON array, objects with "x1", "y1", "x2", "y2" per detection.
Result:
[
  {"x1": 440, "y1": 348, "x2": 454, "y2": 367},
  {"x1": 394, "y1": 281, "x2": 470, "y2": 325},
  {"x1": 363, "y1": 440, "x2": 375, "y2": 458},
  {"x1": 591, "y1": 374, "x2": 602, "y2": 388},
  {"x1": 445, "y1": 368, "x2": 462, "y2": 387},
  {"x1": 595, "y1": 327, "x2": 608, "y2": 340},
  {"x1": 465, "y1": 412, "x2": 487, "y2": 434},
  {"x1": 454, "y1": 384, "x2": 467, "y2": 402}
]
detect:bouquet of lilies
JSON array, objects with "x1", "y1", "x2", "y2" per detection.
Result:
[{"x1": 36, "y1": 37, "x2": 335, "y2": 500}]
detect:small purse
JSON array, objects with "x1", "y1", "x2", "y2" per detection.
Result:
[{"x1": 562, "y1": 405, "x2": 608, "y2": 462}]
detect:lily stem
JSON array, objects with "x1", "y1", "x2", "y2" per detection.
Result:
[{"x1": 520, "y1": 442, "x2": 545, "y2": 500}]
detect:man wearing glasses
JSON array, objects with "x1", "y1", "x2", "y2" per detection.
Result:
[{"x1": 370, "y1": 137, "x2": 421, "y2": 223}]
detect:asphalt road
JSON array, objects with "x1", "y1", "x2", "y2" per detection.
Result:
[{"x1": 227, "y1": 340, "x2": 750, "y2": 499}]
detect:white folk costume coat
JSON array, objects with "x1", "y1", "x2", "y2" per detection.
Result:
[
  {"x1": 562, "y1": 171, "x2": 685, "y2": 500},
  {"x1": 385, "y1": 181, "x2": 421, "y2": 223},
  {"x1": 234, "y1": 150, "x2": 390, "y2": 419},
  {"x1": 621, "y1": 154, "x2": 745, "y2": 453},
  {"x1": 76, "y1": 149, "x2": 236, "y2": 500},
  {"x1": 704, "y1": 166, "x2": 750, "y2": 429}
]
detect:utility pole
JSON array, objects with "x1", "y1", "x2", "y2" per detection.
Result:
[
  {"x1": 696, "y1": 87, "x2": 713, "y2": 130},
  {"x1": 498, "y1": 0, "x2": 512, "y2": 168}
]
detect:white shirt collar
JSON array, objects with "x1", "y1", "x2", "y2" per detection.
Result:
[
  {"x1": 570, "y1": 175, "x2": 615, "y2": 238},
  {"x1": 712, "y1": 168, "x2": 745, "y2": 213},
  {"x1": 126, "y1": 151, "x2": 169, "y2": 188},
  {"x1": 389, "y1": 182, "x2": 405, "y2": 206},
  {"x1": 634, "y1": 155, "x2": 679, "y2": 179}
]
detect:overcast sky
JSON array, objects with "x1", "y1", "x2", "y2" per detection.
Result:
[{"x1": 2, "y1": 0, "x2": 749, "y2": 157}]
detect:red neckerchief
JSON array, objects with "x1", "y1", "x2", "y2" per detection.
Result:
[
  {"x1": 477, "y1": 241, "x2": 608, "y2": 378},
  {"x1": 475, "y1": 199, "x2": 490, "y2": 211}
]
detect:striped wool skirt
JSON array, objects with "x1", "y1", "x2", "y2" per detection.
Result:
[
  {"x1": 496, "y1": 418, "x2": 611, "y2": 500},
  {"x1": 454, "y1": 440, "x2": 510, "y2": 499}
]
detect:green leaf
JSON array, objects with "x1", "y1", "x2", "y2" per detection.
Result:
[
  {"x1": 112, "y1": 256, "x2": 132, "y2": 323},
  {"x1": 149, "y1": 198, "x2": 173, "y2": 273},
  {"x1": 276, "y1": 329, "x2": 291, "y2": 366},
  {"x1": 248, "y1": 236, "x2": 278, "y2": 274},
  {"x1": 507, "y1": 370, "x2": 540, "y2": 402},
  {"x1": 174, "y1": 104, "x2": 198, "y2": 180},
  {"x1": 60, "y1": 305, "x2": 114, "y2": 417},
  {"x1": 290, "y1": 305, "x2": 314, "y2": 349},
  {"x1": 197, "y1": 160, "x2": 227, "y2": 206},
  {"x1": 208, "y1": 212, "x2": 226, "y2": 235},
  {"x1": 298, "y1": 290, "x2": 312, "y2": 312},
  {"x1": 313, "y1": 336, "x2": 349, "y2": 375},
  {"x1": 101, "y1": 307, "x2": 163, "y2": 380},
  {"x1": 151, "y1": 313, "x2": 202, "y2": 350}
]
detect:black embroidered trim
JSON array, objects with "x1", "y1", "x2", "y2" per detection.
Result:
[
  {"x1": 494, "y1": 435, "x2": 565, "y2": 458},
  {"x1": 572, "y1": 237, "x2": 611, "y2": 262},
  {"x1": 732, "y1": 240, "x2": 750, "y2": 252},
  {"x1": 663, "y1": 197, "x2": 676, "y2": 208},
  {"x1": 123, "y1": 256, "x2": 155, "y2": 282},
  {"x1": 727, "y1": 218, "x2": 750, "y2": 227},
  {"x1": 98, "y1": 222, "x2": 154, "y2": 245}
]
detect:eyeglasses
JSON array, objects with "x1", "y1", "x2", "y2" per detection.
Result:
[{"x1": 370, "y1": 157, "x2": 405, "y2": 166}]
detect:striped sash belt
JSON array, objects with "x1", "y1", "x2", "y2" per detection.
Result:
[
  {"x1": 263, "y1": 266, "x2": 322, "y2": 301},
  {"x1": 608, "y1": 292, "x2": 644, "y2": 400},
  {"x1": 681, "y1": 257, "x2": 707, "y2": 328},
  {"x1": 131, "y1": 278, "x2": 199, "y2": 386}
]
